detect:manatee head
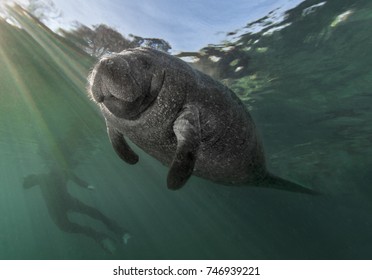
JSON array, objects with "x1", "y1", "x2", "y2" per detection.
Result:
[{"x1": 88, "y1": 49, "x2": 165, "y2": 120}]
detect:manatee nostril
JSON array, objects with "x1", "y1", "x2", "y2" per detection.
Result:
[{"x1": 102, "y1": 58, "x2": 114, "y2": 68}]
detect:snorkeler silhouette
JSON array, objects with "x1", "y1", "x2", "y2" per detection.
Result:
[{"x1": 23, "y1": 164, "x2": 131, "y2": 254}]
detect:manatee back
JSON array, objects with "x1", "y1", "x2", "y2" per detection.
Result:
[{"x1": 176, "y1": 68, "x2": 267, "y2": 184}]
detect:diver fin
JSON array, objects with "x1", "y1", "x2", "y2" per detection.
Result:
[
  {"x1": 107, "y1": 125, "x2": 139, "y2": 164},
  {"x1": 167, "y1": 105, "x2": 201, "y2": 190},
  {"x1": 258, "y1": 173, "x2": 319, "y2": 195}
]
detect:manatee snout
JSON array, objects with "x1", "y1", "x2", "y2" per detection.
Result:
[
  {"x1": 89, "y1": 56, "x2": 143, "y2": 103},
  {"x1": 88, "y1": 54, "x2": 156, "y2": 120},
  {"x1": 88, "y1": 67, "x2": 104, "y2": 103}
]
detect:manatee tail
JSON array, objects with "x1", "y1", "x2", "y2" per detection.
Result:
[{"x1": 257, "y1": 173, "x2": 319, "y2": 195}]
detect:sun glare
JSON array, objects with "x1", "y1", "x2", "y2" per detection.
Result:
[{"x1": 0, "y1": 3, "x2": 93, "y2": 170}]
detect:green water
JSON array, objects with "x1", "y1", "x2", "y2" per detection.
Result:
[{"x1": 1, "y1": 1, "x2": 372, "y2": 259}]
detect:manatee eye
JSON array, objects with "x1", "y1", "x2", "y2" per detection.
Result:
[
  {"x1": 102, "y1": 58, "x2": 115, "y2": 72},
  {"x1": 143, "y1": 60, "x2": 151, "y2": 69},
  {"x1": 137, "y1": 58, "x2": 151, "y2": 70}
]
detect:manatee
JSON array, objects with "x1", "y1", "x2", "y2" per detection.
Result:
[{"x1": 88, "y1": 47, "x2": 317, "y2": 194}]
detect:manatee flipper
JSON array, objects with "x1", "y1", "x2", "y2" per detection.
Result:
[
  {"x1": 258, "y1": 173, "x2": 319, "y2": 195},
  {"x1": 167, "y1": 105, "x2": 201, "y2": 190},
  {"x1": 107, "y1": 125, "x2": 139, "y2": 164}
]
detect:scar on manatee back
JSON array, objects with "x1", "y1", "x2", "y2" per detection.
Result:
[{"x1": 88, "y1": 47, "x2": 318, "y2": 195}]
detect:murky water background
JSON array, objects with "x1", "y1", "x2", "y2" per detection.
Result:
[{"x1": 0, "y1": 0, "x2": 372, "y2": 259}]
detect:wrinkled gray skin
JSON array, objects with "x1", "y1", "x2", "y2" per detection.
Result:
[{"x1": 88, "y1": 47, "x2": 317, "y2": 194}]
